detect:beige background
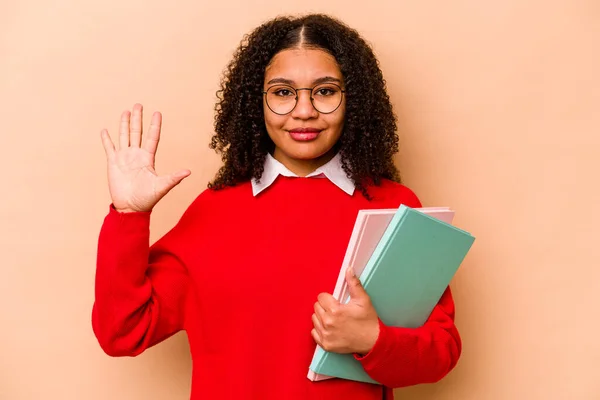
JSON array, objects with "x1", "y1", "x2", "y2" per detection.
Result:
[{"x1": 1, "y1": 0, "x2": 599, "y2": 399}]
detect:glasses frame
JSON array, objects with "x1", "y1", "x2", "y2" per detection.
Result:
[{"x1": 262, "y1": 83, "x2": 346, "y2": 115}]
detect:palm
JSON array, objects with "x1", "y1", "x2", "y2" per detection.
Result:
[
  {"x1": 101, "y1": 104, "x2": 190, "y2": 213},
  {"x1": 108, "y1": 147, "x2": 159, "y2": 211}
]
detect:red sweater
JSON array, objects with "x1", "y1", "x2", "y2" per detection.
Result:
[{"x1": 92, "y1": 177, "x2": 461, "y2": 399}]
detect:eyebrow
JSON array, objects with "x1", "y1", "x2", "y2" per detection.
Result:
[{"x1": 266, "y1": 76, "x2": 343, "y2": 86}]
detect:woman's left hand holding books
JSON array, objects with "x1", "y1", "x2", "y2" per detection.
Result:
[{"x1": 311, "y1": 267, "x2": 380, "y2": 356}]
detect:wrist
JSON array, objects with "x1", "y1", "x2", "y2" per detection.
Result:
[
  {"x1": 356, "y1": 319, "x2": 380, "y2": 355},
  {"x1": 112, "y1": 204, "x2": 146, "y2": 213}
]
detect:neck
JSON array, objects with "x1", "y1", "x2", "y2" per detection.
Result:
[{"x1": 272, "y1": 149, "x2": 336, "y2": 177}]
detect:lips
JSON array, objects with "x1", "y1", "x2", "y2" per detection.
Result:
[
  {"x1": 289, "y1": 128, "x2": 321, "y2": 133},
  {"x1": 288, "y1": 128, "x2": 322, "y2": 141}
]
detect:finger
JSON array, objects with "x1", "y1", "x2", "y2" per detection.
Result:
[
  {"x1": 312, "y1": 313, "x2": 324, "y2": 332},
  {"x1": 345, "y1": 266, "x2": 367, "y2": 299},
  {"x1": 100, "y1": 129, "x2": 116, "y2": 159},
  {"x1": 314, "y1": 301, "x2": 327, "y2": 320},
  {"x1": 311, "y1": 328, "x2": 323, "y2": 347},
  {"x1": 142, "y1": 111, "x2": 162, "y2": 154},
  {"x1": 118, "y1": 110, "x2": 131, "y2": 150},
  {"x1": 155, "y1": 169, "x2": 191, "y2": 196},
  {"x1": 317, "y1": 292, "x2": 339, "y2": 313},
  {"x1": 130, "y1": 103, "x2": 143, "y2": 148}
]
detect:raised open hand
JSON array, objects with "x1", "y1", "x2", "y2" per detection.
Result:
[{"x1": 100, "y1": 104, "x2": 191, "y2": 213}]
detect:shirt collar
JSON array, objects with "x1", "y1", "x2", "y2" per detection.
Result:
[{"x1": 251, "y1": 153, "x2": 355, "y2": 196}]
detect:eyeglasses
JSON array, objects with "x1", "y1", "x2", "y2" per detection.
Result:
[{"x1": 262, "y1": 83, "x2": 345, "y2": 115}]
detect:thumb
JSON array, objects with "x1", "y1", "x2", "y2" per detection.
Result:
[
  {"x1": 156, "y1": 169, "x2": 191, "y2": 195},
  {"x1": 345, "y1": 266, "x2": 367, "y2": 301}
]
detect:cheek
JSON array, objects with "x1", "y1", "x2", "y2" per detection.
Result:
[
  {"x1": 263, "y1": 105, "x2": 275, "y2": 128},
  {"x1": 327, "y1": 110, "x2": 346, "y2": 134},
  {"x1": 332, "y1": 101, "x2": 346, "y2": 126},
  {"x1": 263, "y1": 109, "x2": 286, "y2": 133}
]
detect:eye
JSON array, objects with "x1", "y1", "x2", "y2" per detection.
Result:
[
  {"x1": 273, "y1": 88, "x2": 295, "y2": 97},
  {"x1": 314, "y1": 86, "x2": 338, "y2": 96}
]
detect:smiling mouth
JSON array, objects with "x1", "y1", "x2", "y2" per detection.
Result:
[
  {"x1": 288, "y1": 129, "x2": 322, "y2": 141},
  {"x1": 289, "y1": 127, "x2": 322, "y2": 133}
]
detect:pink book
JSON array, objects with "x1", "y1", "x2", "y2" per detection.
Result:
[{"x1": 307, "y1": 206, "x2": 455, "y2": 382}]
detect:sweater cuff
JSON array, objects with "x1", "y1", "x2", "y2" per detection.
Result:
[
  {"x1": 108, "y1": 203, "x2": 151, "y2": 220},
  {"x1": 103, "y1": 204, "x2": 152, "y2": 240},
  {"x1": 354, "y1": 318, "x2": 395, "y2": 366}
]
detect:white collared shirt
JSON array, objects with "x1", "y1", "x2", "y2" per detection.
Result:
[{"x1": 251, "y1": 153, "x2": 355, "y2": 196}]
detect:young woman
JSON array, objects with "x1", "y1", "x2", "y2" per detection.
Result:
[{"x1": 93, "y1": 13, "x2": 461, "y2": 400}]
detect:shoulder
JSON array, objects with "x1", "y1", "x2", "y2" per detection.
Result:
[
  {"x1": 185, "y1": 181, "x2": 253, "y2": 213},
  {"x1": 363, "y1": 178, "x2": 422, "y2": 208},
  {"x1": 156, "y1": 182, "x2": 252, "y2": 240}
]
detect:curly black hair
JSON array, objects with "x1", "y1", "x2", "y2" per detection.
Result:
[{"x1": 208, "y1": 13, "x2": 401, "y2": 198}]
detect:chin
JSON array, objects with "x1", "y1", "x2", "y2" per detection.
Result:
[
  {"x1": 282, "y1": 137, "x2": 330, "y2": 155},
  {"x1": 286, "y1": 147, "x2": 334, "y2": 160}
]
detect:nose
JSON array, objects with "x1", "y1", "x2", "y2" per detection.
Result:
[{"x1": 291, "y1": 89, "x2": 318, "y2": 119}]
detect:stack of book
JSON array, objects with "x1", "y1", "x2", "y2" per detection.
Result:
[{"x1": 308, "y1": 205, "x2": 475, "y2": 384}]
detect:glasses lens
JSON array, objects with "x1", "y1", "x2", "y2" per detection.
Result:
[
  {"x1": 265, "y1": 83, "x2": 344, "y2": 114},
  {"x1": 266, "y1": 85, "x2": 297, "y2": 115},
  {"x1": 311, "y1": 84, "x2": 343, "y2": 114}
]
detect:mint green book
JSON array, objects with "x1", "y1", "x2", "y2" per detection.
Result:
[{"x1": 308, "y1": 205, "x2": 475, "y2": 384}]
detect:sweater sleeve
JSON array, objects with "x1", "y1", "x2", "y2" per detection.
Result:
[
  {"x1": 354, "y1": 287, "x2": 461, "y2": 388},
  {"x1": 91, "y1": 203, "x2": 194, "y2": 357}
]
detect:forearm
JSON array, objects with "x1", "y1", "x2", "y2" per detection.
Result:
[{"x1": 92, "y1": 206, "x2": 189, "y2": 357}]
